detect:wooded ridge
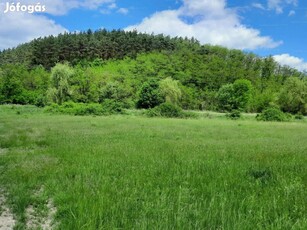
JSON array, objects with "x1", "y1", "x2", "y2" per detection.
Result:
[{"x1": 0, "y1": 29, "x2": 306, "y2": 115}]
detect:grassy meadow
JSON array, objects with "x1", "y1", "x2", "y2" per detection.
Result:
[{"x1": 0, "y1": 105, "x2": 307, "y2": 229}]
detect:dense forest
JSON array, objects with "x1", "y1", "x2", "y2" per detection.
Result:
[{"x1": 0, "y1": 29, "x2": 306, "y2": 115}]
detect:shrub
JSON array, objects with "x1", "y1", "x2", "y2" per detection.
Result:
[
  {"x1": 47, "y1": 63, "x2": 74, "y2": 104},
  {"x1": 146, "y1": 108, "x2": 162, "y2": 117},
  {"x1": 226, "y1": 110, "x2": 241, "y2": 120},
  {"x1": 249, "y1": 90, "x2": 276, "y2": 113},
  {"x1": 75, "y1": 103, "x2": 104, "y2": 116},
  {"x1": 44, "y1": 103, "x2": 61, "y2": 113},
  {"x1": 156, "y1": 103, "x2": 183, "y2": 117},
  {"x1": 278, "y1": 77, "x2": 307, "y2": 115},
  {"x1": 256, "y1": 107, "x2": 291, "y2": 122},
  {"x1": 147, "y1": 103, "x2": 183, "y2": 118},
  {"x1": 101, "y1": 99, "x2": 124, "y2": 115},
  {"x1": 217, "y1": 79, "x2": 253, "y2": 112},
  {"x1": 137, "y1": 80, "x2": 163, "y2": 109},
  {"x1": 34, "y1": 95, "x2": 47, "y2": 107},
  {"x1": 294, "y1": 113, "x2": 304, "y2": 120},
  {"x1": 217, "y1": 84, "x2": 235, "y2": 112},
  {"x1": 159, "y1": 77, "x2": 182, "y2": 105},
  {"x1": 44, "y1": 101, "x2": 124, "y2": 116},
  {"x1": 59, "y1": 101, "x2": 78, "y2": 114},
  {"x1": 147, "y1": 102, "x2": 196, "y2": 118}
]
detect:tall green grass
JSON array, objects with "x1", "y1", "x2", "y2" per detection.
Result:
[{"x1": 0, "y1": 105, "x2": 306, "y2": 229}]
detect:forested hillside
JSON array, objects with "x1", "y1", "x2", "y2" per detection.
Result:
[
  {"x1": 0, "y1": 29, "x2": 306, "y2": 115},
  {"x1": 0, "y1": 29, "x2": 194, "y2": 69}
]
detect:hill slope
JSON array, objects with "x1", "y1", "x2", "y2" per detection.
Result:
[{"x1": 0, "y1": 29, "x2": 306, "y2": 114}]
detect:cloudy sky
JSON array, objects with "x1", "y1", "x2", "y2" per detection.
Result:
[{"x1": 0, "y1": 0, "x2": 307, "y2": 71}]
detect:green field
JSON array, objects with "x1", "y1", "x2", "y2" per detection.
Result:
[{"x1": 0, "y1": 105, "x2": 307, "y2": 229}]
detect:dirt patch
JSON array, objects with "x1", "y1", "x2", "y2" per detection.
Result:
[
  {"x1": 41, "y1": 199, "x2": 57, "y2": 230},
  {"x1": 26, "y1": 188, "x2": 57, "y2": 230},
  {"x1": 0, "y1": 192, "x2": 15, "y2": 230}
]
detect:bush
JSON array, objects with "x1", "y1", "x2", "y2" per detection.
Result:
[
  {"x1": 294, "y1": 113, "x2": 304, "y2": 120},
  {"x1": 44, "y1": 100, "x2": 124, "y2": 116},
  {"x1": 137, "y1": 80, "x2": 163, "y2": 109},
  {"x1": 156, "y1": 103, "x2": 183, "y2": 117},
  {"x1": 34, "y1": 95, "x2": 47, "y2": 107},
  {"x1": 278, "y1": 77, "x2": 307, "y2": 115},
  {"x1": 100, "y1": 99, "x2": 124, "y2": 115},
  {"x1": 44, "y1": 103, "x2": 61, "y2": 113},
  {"x1": 249, "y1": 91, "x2": 276, "y2": 113},
  {"x1": 226, "y1": 110, "x2": 241, "y2": 120},
  {"x1": 147, "y1": 102, "x2": 196, "y2": 118},
  {"x1": 217, "y1": 79, "x2": 253, "y2": 112},
  {"x1": 75, "y1": 103, "x2": 104, "y2": 116},
  {"x1": 147, "y1": 103, "x2": 183, "y2": 118},
  {"x1": 256, "y1": 107, "x2": 291, "y2": 122}
]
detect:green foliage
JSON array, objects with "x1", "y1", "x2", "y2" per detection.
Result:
[
  {"x1": 147, "y1": 102, "x2": 196, "y2": 118},
  {"x1": 249, "y1": 90, "x2": 276, "y2": 113},
  {"x1": 47, "y1": 63, "x2": 74, "y2": 104},
  {"x1": 256, "y1": 107, "x2": 291, "y2": 122},
  {"x1": 278, "y1": 77, "x2": 307, "y2": 115},
  {"x1": 100, "y1": 99, "x2": 124, "y2": 114},
  {"x1": 0, "y1": 64, "x2": 50, "y2": 105},
  {"x1": 159, "y1": 77, "x2": 182, "y2": 105},
  {"x1": 217, "y1": 79, "x2": 253, "y2": 112},
  {"x1": 99, "y1": 82, "x2": 133, "y2": 108},
  {"x1": 233, "y1": 79, "x2": 253, "y2": 109},
  {"x1": 294, "y1": 113, "x2": 304, "y2": 120},
  {"x1": 137, "y1": 80, "x2": 163, "y2": 109},
  {"x1": 179, "y1": 85, "x2": 199, "y2": 110},
  {"x1": 70, "y1": 68, "x2": 99, "y2": 103},
  {"x1": 45, "y1": 100, "x2": 124, "y2": 116},
  {"x1": 226, "y1": 110, "x2": 241, "y2": 120},
  {"x1": 217, "y1": 84, "x2": 235, "y2": 112},
  {"x1": 0, "y1": 30, "x2": 306, "y2": 114},
  {"x1": 0, "y1": 65, "x2": 48, "y2": 105},
  {"x1": 0, "y1": 29, "x2": 190, "y2": 69},
  {"x1": 147, "y1": 102, "x2": 183, "y2": 118},
  {"x1": 74, "y1": 103, "x2": 105, "y2": 116},
  {"x1": 0, "y1": 65, "x2": 25, "y2": 104}
]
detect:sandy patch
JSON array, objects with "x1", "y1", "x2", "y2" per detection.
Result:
[
  {"x1": 0, "y1": 192, "x2": 15, "y2": 230},
  {"x1": 26, "y1": 188, "x2": 57, "y2": 230}
]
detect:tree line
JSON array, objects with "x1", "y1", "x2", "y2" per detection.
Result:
[{"x1": 0, "y1": 29, "x2": 197, "y2": 69}]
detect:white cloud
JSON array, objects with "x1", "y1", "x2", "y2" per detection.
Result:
[
  {"x1": 252, "y1": 3, "x2": 266, "y2": 10},
  {"x1": 99, "y1": 9, "x2": 111, "y2": 14},
  {"x1": 0, "y1": 3, "x2": 66, "y2": 50},
  {"x1": 117, "y1": 8, "x2": 129, "y2": 15},
  {"x1": 0, "y1": 0, "x2": 119, "y2": 50},
  {"x1": 181, "y1": 0, "x2": 226, "y2": 17},
  {"x1": 126, "y1": 0, "x2": 281, "y2": 50},
  {"x1": 268, "y1": 0, "x2": 283, "y2": 13},
  {"x1": 108, "y1": 3, "x2": 117, "y2": 9},
  {"x1": 273, "y1": 54, "x2": 307, "y2": 71},
  {"x1": 267, "y1": 0, "x2": 298, "y2": 14},
  {"x1": 82, "y1": 0, "x2": 114, "y2": 9},
  {"x1": 288, "y1": 10, "x2": 296, "y2": 16},
  {"x1": 100, "y1": 2, "x2": 128, "y2": 15}
]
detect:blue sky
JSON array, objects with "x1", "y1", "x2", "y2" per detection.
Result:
[{"x1": 0, "y1": 0, "x2": 307, "y2": 71}]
